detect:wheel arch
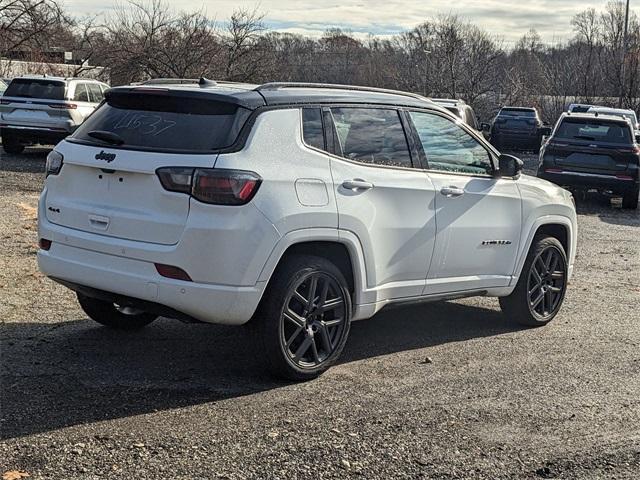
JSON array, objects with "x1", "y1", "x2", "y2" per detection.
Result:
[
  {"x1": 257, "y1": 229, "x2": 367, "y2": 307},
  {"x1": 513, "y1": 215, "x2": 575, "y2": 283}
]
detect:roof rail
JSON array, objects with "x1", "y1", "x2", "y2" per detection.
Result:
[
  {"x1": 254, "y1": 82, "x2": 430, "y2": 103},
  {"x1": 141, "y1": 77, "x2": 218, "y2": 87}
]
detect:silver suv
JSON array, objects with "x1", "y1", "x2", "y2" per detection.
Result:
[{"x1": 0, "y1": 76, "x2": 109, "y2": 154}]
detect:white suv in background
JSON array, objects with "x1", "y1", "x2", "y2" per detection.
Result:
[
  {"x1": 37, "y1": 80, "x2": 577, "y2": 380},
  {"x1": 0, "y1": 76, "x2": 109, "y2": 154}
]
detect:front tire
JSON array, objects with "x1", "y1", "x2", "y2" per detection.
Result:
[
  {"x1": 255, "y1": 254, "x2": 352, "y2": 381},
  {"x1": 622, "y1": 187, "x2": 639, "y2": 209},
  {"x1": 77, "y1": 293, "x2": 157, "y2": 330},
  {"x1": 500, "y1": 235, "x2": 568, "y2": 326}
]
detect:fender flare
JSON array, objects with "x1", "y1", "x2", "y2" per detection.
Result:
[
  {"x1": 512, "y1": 214, "x2": 574, "y2": 283},
  {"x1": 256, "y1": 228, "x2": 368, "y2": 306}
]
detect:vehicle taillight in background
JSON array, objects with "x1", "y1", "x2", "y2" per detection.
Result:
[
  {"x1": 156, "y1": 168, "x2": 262, "y2": 206},
  {"x1": 45, "y1": 150, "x2": 64, "y2": 177}
]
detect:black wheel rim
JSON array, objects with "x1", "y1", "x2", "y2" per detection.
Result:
[
  {"x1": 527, "y1": 246, "x2": 566, "y2": 319},
  {"x1": 280, "y1": 272, "x2": 347, "y2": 369}
]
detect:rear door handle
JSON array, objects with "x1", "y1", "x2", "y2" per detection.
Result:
[
  {"x1": 342, "y1": 179, "x2": 374, "y2": 191},
  {"x1": 440, "y1": 186, "x2": 465, "y2": 198}
]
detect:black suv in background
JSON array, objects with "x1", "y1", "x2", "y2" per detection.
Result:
[
  {"x1": 538, "y1": 113, "x2": 639, "y2": 209},
  {"x1": 488, "y1": 107, "x2": 549, "y2": 152}
]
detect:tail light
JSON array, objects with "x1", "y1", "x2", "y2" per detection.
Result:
[
  {"x1": 45, "y1": 150, "x2": 64, "y2": 177},
  {"x1": 156, "y1": 168, "x2": 261, "y2": 206},
  {"x1": 48, "y1": 103, "x2": 77, "y2": 109}
]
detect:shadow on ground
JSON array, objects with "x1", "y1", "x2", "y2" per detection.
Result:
[{"x1": 1, "y1": 300, "x2": 523, "y2": 440}]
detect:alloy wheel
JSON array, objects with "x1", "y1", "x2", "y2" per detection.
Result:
[
  {"x1": 527, "y1": 245, "x2": 566, "y2": 319},
  {"x1": 280, "y1": 272, "x2": 348, "y2": 369}
]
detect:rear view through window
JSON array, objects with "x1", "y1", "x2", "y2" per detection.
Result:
[
  {"x1": 555, "y1": 118, "x2": 632, "y2": 144},
  {"x1": 72, "y1": 91, "x2": 252, "y2": 152},
  {"x1": 5, "y1": 78, "x2": 65, "y2": 100}
]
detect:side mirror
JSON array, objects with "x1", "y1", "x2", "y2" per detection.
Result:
[
  {"x1": 480, "y1": 122, "x2": 491, "y2": 131},
  {"x1": 635, "y1": 133, "x2": 640, "y2": 144},
  {"x1": 498, "y1": 154, "x2": 523, "y2": 178},
  {"x1": 539, "y1": 126, "x2": 552, "y2": 136}
]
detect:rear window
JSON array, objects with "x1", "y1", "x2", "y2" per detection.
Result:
[
  {"x1": 5, "y1": 79, "x2": 65, "y2": 100},
  {"x1": 71, "y1": 92, "x2": 252, "y2": 152},
  {"x1": 555, "y1": 119, "x2": 632, "y2": 144},
  {"x1": 500, "y1": 109, "x2": 536, "y2": 117}
]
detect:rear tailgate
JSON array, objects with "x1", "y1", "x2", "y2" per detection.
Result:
[
  {"x1": 45, "y1": 142, "x2": 217, "y2": 245},
  {"x1": 43, "y1": 86, "x2": 260, "y2": 246},
  {"x1": 0, "y1": 78, "x2": 71, "y2": 130}
]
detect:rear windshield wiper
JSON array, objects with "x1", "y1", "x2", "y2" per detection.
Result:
[{"x1": 87, "y1": 130, "x2": 124, "y2": 146}]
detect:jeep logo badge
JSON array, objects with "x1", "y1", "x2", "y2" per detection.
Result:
[{"x1": 95, "y1": 150, "x2": 116, "y2": 163}]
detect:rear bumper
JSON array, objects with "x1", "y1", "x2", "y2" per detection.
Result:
[
  {"x1": 38, "y1": 243, "x2": 266, "y2": 325},
  {"x1": 538, "y1": 170, "x2": 639, "y2": 194},
  {"x1": 492, "y1": 132, "x2": 539, "y2": 147},
  {"x1": 1, "y1": 125, "x2": 70, "y2": 143}
]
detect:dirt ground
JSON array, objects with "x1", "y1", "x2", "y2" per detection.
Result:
[{"x1": 1, "y1": 148, "x2": 639, "y2": 479}]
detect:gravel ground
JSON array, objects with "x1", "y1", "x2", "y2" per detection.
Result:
[{"x1": 1, "y1": 147, "x2": 639, "y2": 479}]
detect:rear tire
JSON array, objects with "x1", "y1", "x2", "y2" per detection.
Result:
[
  {"x1": 1, "y1": 130, "x2": 25, "y2": 154},
  {"x1": 499, "y1": 235, "x2": 568, "y2": 327},
  {"x1": 254, "y1": 254, "x2": 352, "y2": 381},
  {"x1": 622, "y1": 187, "x2": 639, "y2": 209},
  {"x1": 77, "y1": 293, "x2": 157, "y2": 330}
]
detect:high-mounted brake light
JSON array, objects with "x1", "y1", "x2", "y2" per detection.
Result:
[
  {"x1": 48, "y1": 103, "x2": 77, "y2": 109},
  {"x1": 156, "y1": 168, "x2": 261, "y2": 206}
]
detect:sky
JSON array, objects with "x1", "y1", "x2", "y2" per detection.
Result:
[{"x1": 64, "y1": 0, "x2": 618, "y2": 44}]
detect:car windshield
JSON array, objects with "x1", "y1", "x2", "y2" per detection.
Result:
[
  {"x1": 4, "y1": 78, "x2": 65, "y2": 100},
  {"x1": 555, "y1": 118, "x2": 632, "y2": 144}
]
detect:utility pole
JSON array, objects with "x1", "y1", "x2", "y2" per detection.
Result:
[{"x1": 619, "y1": 0, "x2": 631, "y2": 108}]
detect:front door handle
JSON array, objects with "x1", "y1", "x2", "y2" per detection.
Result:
[
  {"x1": 342, "y1": 179, "x2": 374, "y2": 191},
  {"x1": 440, "y1": 186, "x2": 465, "y2": 198}
]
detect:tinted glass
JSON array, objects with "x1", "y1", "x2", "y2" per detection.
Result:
[
  {"x1": 410, "y1": 111, "x2": 492, "y2": 175},
  {"x1": 5, "y1": 79, "x2": 65, "y2": 100},
  {"x1": 555, "y1": 119, "x2": 632, "y2": 144},
  {"x1": 302, "y1": 108, "x2": 324, "y2": 150},
  {"x1": 86, "y1": 83, "x2": 104, "y2": 103},
  {"x1": 72, "y1": 92, "x2": 252, "y2": 152},
  {"x1": 500, "y1": 109, "x2": 536, "y2": 117},
  {"x1": 73, "y1": 84, "x2": 89, "y2": 102},
  {"x1": 330, "y1": 108, "x2": 412, "y2": 168}
]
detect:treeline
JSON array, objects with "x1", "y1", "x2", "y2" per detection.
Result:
[{"x1": 1, "y1": 0, "x2": 639, "y2": 121}]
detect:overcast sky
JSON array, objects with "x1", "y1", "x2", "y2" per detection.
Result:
[{"x1": 64, "y1": 0, "x2": 617, "y2": 43}]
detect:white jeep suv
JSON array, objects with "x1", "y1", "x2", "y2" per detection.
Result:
[{"x1": 37, "y1": 80, "x2": 577, "y2": 380}]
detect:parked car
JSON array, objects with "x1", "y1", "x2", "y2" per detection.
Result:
[
  {"x1": 37, "y1": 80, "x2": 577, "y2": 380},
  {"x1": 538, "y1": 112, "x2": 639, "y2": 209},
  {"x1": 432, "y1": 98, "x2": 480, "y2": 130},
  {"x1": 488, "y1": 106, "x2": 550, "y2": 152},
  {"x1": 587, "y1": 106, "x2": 639, "y2": 133},
  {"x1": 567, "y1": 103, "x2": 594, "y2": 113},
  {"x1": 0, "y1": 76, "x2": 109, "y2": 154}
]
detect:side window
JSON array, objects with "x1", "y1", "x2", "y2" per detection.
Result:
[
  {"x1": 87, "y1": 83, "x2": 104, "y2": 103},
  {"x1": 73, "y1": 83, "x2": 89, "y2": 102},
  {"x1": 302, "y1": 108, "x2": 325, "y2": 150},
  {"x1": 465, "y1": 108, "x2": 479, "y2": 130},
  {"x1": 409, "y1": 111, "x2": 493, "y2": 175},
  {"x1": 329, "y1": 107, "x2": 413, "y2": 168}
]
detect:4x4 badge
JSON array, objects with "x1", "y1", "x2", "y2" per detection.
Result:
[{"x1": 95, "y1": 150, "x2": 116, "y2": 163}]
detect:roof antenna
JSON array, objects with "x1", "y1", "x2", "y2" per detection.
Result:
[{"x1": 199, "y1": 77, "x2": 217, "y2": 87}]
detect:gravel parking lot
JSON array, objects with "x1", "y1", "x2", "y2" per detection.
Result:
[{"x1": 1, "y1": 148, "x2": 639, "y2": 479}]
